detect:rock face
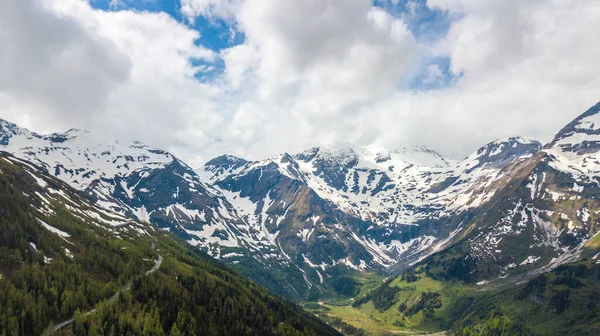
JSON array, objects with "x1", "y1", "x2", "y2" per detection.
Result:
[
  {"x1": 201, "y1": 136, "x2": 546, "y2": 290},
  {"x1": 547, "y1": 101, "x2": 600, "y2": 154},
  {"x1": 0, "y1": 119, "x2": 245, "y2": 249},
  {"x1": 2, "y1": 100, "x2": 599, "y2": 298},
  {"x1": 403, "y1": 102, "x2": 600, "y2": 286}
]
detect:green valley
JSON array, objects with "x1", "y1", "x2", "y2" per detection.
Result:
[{"x1": 308, "y1": 255, "x2": 600, "y2": 336}]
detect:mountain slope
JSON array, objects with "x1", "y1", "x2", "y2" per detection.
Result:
[
  {"x1": 325, "y1": 102, "x2": 600, "y2": 334},
  {"x1": 201, "y1": 137, "x2": 544, "y2": 293},
  {"x1": 0, "y1": 120, "x2": 317, "y2": 299},
  {"x1": 400, "y1": 102, "x2": 600, "y2": 287},
  {"x1": 0, "y1": 120, "x2": 245, "y2": 251},
  {"x1": 0, "y1": 152, "x2": 339, "y2": 336},
  {"x1": 326, "y1": 257, "x2": 600, "y2": 335},
  {"x1": 452, "y1": 260, "x2": 600, "y2": 336}
]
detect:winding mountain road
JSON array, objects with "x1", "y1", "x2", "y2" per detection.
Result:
[
  {"x1": 48, "y1": 255, "x2": 163, "y2": 334},
  {"x1": 145, "y1": 255, "x2": 163, "y2": 275}
]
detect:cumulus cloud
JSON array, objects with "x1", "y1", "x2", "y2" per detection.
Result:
[
  {"x1": 1, "y1": 0, "x2": 600, "y2": 165},
  {"x1": 180, "y1": 0, "x2": 239, "y2": 23},
  {"x1": 215, "y1": 0, "x2": 419, "y2": 156},
  {"x1": 0, "y1": 0, "x2": 131, "y2": 126},
  {"x1": 0, "y1": 0, "x2": 222, "y2": 163},
  {"x1": 409, "y1": 0, "x2": 600, "y2": 156},
  {"x1": 201, "y1": 0, "x2": 600, "y2": 160}
]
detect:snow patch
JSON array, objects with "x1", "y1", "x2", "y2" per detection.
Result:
[
  {"x1": 520, "y1": 256, "x2": 540, "y2": 265},
  {"x1": 37, "y1": 218, "x2": 70, "y2": 238}
]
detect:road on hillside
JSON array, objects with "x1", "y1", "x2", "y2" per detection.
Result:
[{"x1": 48, "y1": 255, "x2": 163, "y2": 334}]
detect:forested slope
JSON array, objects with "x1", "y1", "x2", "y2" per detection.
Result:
[{"x1": 0, "y1": 153, "x2": 339, "y2": 336}]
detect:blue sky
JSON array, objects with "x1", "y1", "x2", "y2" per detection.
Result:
[
  {"x1": 91, "y1": 0, "x2": 245, "y2": 49},
  {"x1": 90, "y1": 0, "x2": 457, "y2": 90},
  {"x1": 372, "y1": 0, "x2": 455, "y2": 43}
]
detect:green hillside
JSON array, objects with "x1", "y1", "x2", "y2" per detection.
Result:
[
  {"x1": 454, "y1": 260, "x2": 600, "y2": 335},
  {"x1": 0, "y1": 154, "x2": 339, "y2": 336},
  {"x1": 319, "y1": 255, "x2": 600, "y2": 335}
]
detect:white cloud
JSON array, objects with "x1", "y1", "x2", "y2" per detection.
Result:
[
  {"x1": 0, "y1": 0, "x2": 131, "y2": 126},
  {"x1": 215, "y1": 0, "x2": 419, "y2": 157},
  {"x1": 180, "y1": 0, "x2": 239, "y2": 24},
  {"x1": 1, "y1": 0, "x2": 600, "y2": 166},
  {"x1": 109, "y1": 0, "x2": 125, "y2": 10},
  {"x1": 203, "y1": 0, "x2": 600, "y2": 160},
  {"x1": 412, "y1": 0, "x2": 600, "y2": 156},
  {"x1": 0, "y1": 0, "x2": 223, "y2": 163},
  {"x1": 422, "y1": 64, "x2": 444, "y2": 85}
]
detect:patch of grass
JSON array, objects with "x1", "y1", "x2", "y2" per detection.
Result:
[
  {"x1": 319, "y1": 268, "x2": 481, "y2": 335},
  {"x1": 318, "y1": 270, "x2": 387, "y2": 307},
  {"x1": 355, "y1": 272, "x2": 388, "y2": 297},
  {"x1": 325, "y1": 302, "x2": 411, "y2": 335}
]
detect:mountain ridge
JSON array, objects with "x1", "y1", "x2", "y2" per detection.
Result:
[{"x1": 1, "y1": 101, "x2": 598, "y2": 302}]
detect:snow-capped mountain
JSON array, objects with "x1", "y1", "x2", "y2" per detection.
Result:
[
  {"x1": 547, "y1": 101, "x2": 600, "y2": 154},
  {"x1": 2, "y1": 100, "x2": 598, "y2": 299},
  {"x1": 0, "y1": 119, "x2": 348, "y2": 298},
  {"x1": 201, "y1": 100, "x2": 600, "y2": 289},
  {"x1": 201, "y1": 136, "x2": 543, "y2": 283},
  {"x1": 409, "y1": 102, "x2": 600, "y2": 287},
  {"x1": 0, "y1": 151, "x2": 155, "y2": 243},
  {"x1": 205, "y1": 138, "x2": 541, "y2": 229},
  {"x1": 0, "y1": 119, "x2": 248, "y2": 253}
]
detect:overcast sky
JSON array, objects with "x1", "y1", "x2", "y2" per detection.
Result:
[{"x1": 1, "y1": 0, "x2": 599, "y2": 167}]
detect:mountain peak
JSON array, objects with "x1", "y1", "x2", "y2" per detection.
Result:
[
  {"x1": 0, "y1": 119, "x2": 18, "y2": 144},
  {"x1": 203, "y1": 154, "x2": 250, "y2": 180},
  {"x1": 0, "y1": 119, "x2": 41, "y2": 145},
  {"x1": 0, "y1": 119, "x2": 95, "y2": 146},
  {"x1": 546, "y1": 101, "x2": 600, "y2": 154},
  {"x1": 0, "y1": 118, "x2": 17, "y2": 130},
  {"x1": 295, "y1": 143, "x2": 360, "y2": 168},
  {"x1": 295, "y1": 142, "x2": 452, "y2": 168},
  {"x1": 63, "y1": 128, "x2": 90, "y2": 137},
  {"x1": 469, "y1": 136, "x2": 542, "y2": 167},
  {"x1": 392, "y1": 145, "x2": 452, "y2": 168}
]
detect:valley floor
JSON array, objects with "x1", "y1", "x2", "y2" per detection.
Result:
[
  {"x1": 303, "y1": 270, "x2": 466, "y2": 335},
  {"x1": 309, "y1": 258, "x2": 600, "y2": 336},
  {"x1": 318, "y1": 302, "x2": 449, "y2": 335}
]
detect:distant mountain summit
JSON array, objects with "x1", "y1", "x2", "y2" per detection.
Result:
[
  {"x1": 201, "y1": 102, "x2": 600, "y2": 292},
  {"x1": 201, "y1": 137, "x2": 550, "y2": 293},
  {"x1": 392, "y1": 101, "x2": 600, "y2": 287},
  {"x1": 469, "y1": 136, "x2": 542, "y2": 167},
  {"x1": 547, "y1": 101, "x2": 600, "y2": 154}
]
